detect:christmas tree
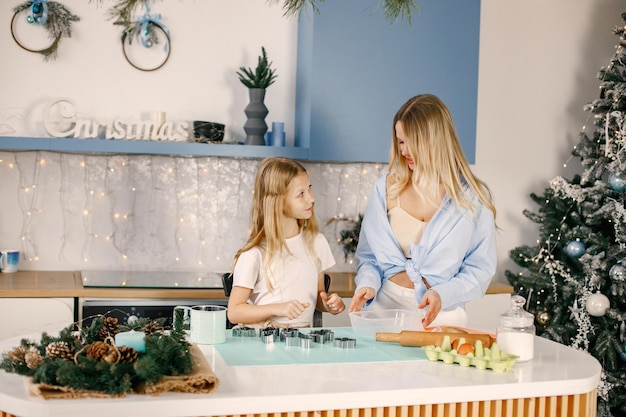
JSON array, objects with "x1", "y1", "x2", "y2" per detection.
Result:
[{"x1": 505, "y1": 12, "x2": 626, "y2": 417}]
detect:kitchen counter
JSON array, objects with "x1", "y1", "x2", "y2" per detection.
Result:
[
  {"x1": 1, "y1": 271, "x2": 514, "y2": 332},
  {"x1": 0, "y1": 270, "x2": 513, "y2": 299},
  {"x1": 0, "y1": 330, "x2": 601, "y2": 417}
]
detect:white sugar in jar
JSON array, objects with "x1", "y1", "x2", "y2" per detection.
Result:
[{"x1": 496, "y1": 295, "x2": 536, "y2": 362}]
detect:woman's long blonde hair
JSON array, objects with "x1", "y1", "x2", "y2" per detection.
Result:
[
  {"x1": 388, "y1": 94, "x2": 496, "y2": 219},
  {"x1": 233, "y1": 157, "x2": 321, "y2": 289}
]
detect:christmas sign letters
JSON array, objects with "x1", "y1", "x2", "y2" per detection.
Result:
[{"x1": 43, "y1": 99, "x2": 189, "y2": 141}]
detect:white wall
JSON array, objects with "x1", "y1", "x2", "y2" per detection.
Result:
[
  {"x1": 475, "y1": 0, "x2": 623, "y2": 280},
  {"x1": 0, "y1": 0, "x2": 624, "y2": 282},
  {"x1": 0, "y1": 1, "x2": 298, "y2": 143}
]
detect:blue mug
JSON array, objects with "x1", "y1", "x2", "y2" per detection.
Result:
[{"x1": 1, "y1": 250, "x2": 20, "y2": 273}]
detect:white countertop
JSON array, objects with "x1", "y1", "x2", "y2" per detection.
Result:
[{"x1": 0, "y1": 331, "x2": 601, "y2": 417}]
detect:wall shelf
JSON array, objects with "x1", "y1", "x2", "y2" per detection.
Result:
[{"x1": 0, "y1": 136, "x2": 310, "y2": 160}]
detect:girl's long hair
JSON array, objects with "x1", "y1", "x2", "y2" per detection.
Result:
[
  {"x1": 388, "y1": 94, "x2": 496, "y2": 219},
  {"x1": 233, "y1": 157, "x2": 320, "y2": 289}
]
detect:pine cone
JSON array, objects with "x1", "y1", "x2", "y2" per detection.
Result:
[
  {"x1": 6, "y1": 346, "x2": 27, "y2": 363},
  {"x1": 45, "y1": 341, "x2": 74, "y2": 361},
  {"x1": 117, "y1": 345, "x2": 139, "y2": 364},
  {"x1": 24, "y1": 346, "x2": 43, "y2": 369},
  {"x1": 98, "y1": 317, "x2": 120, "y2": 340},
  {"x1": 142, "y1": 320, "x2": 164, "y2": 335},
  {"x1": 86, "y1": 341, "x2": 119, "y2": 364}
]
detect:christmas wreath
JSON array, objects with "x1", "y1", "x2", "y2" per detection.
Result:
[
  {"x1": 10, "y1": 0, "x2": 80, "y2": 60},
  {"x1": 106, "y1": 0, "x2": 171, "y2": 71},
  {"x1": 0, "y1": 313, "x2": 218, "y2": 397}
]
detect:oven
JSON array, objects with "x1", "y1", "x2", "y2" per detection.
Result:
[{"x1": 80, "y1": 270, "x2": 233, "y2": 328}]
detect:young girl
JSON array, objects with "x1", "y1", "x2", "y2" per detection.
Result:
[{"x1": 227, "y1": 157, "x2": 345, "y2": 328}]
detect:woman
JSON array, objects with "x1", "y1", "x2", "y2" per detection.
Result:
[{"x1": 348, "y1": 94, "x2": 497, "y2": 328}]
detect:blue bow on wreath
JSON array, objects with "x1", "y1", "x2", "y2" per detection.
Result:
[
  {"x1": 138, "y1": 3, "x2": 169, "y2": 52},
  {"x1": 27, "y1": 0, "x2": 48, "y2": 25}
]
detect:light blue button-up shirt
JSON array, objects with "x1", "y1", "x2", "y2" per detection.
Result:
[{"x1": 355, "y1": 176, "x2": 497, "y2": 311}]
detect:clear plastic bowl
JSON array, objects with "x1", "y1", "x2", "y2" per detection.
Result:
[{"x1": 349, "y1": 309, "x2": 424, "y2": 338}]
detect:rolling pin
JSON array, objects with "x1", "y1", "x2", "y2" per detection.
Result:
[{"x1": 376, "y1": 330, "x2": 495, "y2": 348}]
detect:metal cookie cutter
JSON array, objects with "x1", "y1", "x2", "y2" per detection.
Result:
[
  {"x1": 299, "y1": 334, "x2": 313, "y2": 349},
  {"x1": 260, "y1": 327, "x2": 279, "y2": 344},
  {"x1": 333, "y1": 337, "x2": 356, "y2": 349},
  {"x1": 285, "y1": 335, "x2": 300, "y2": 348},
  {"x1": 280, "y1": 328, "x2": 301, "y2": 342},
  {"x1": 309, "y1": 329, "x2": 334, "y2": 344},
  {"x1": 232, "y1": 326, "x2": 257, "y2": 337},
  {"x1": 310, "y1": 333, "x2": 325, "y2": 344}
]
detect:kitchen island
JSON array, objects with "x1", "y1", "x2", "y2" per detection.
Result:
[{"x1": 0, "y1": 330, "x2": 601, "y2": 417}]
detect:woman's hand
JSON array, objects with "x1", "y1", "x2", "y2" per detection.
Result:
[
  {"x1": 320, "y1": 292, "x2": 345, "y2": 315},
  {"x1": 349, "y1": 287, "x2": 375, "y2": 312},
  {"x1": 418, "y1": 289, "x2": 441, "y2": 327}
]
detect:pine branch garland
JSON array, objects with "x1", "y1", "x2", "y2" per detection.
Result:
[
  {"x1": 0, "y1": 315, "x2": 191, "y2": 396},
  {"x1": 280, "y1": 0, "x2": 419, "y2": 26},
  {"x1": 325, "y1": 214, "x2": 363, "y2": 261}
]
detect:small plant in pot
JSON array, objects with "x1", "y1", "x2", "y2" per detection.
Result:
[
  {"x1": 237, "y1": 47, "x2": 277, "y2": 145},
  {"x1": 237, "y1": 46, "x2": 277, "y2": 89}
]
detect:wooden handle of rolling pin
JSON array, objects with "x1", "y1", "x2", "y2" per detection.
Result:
[{"x1": 375, "y1": 330, "x2": 495, "y2": 348}]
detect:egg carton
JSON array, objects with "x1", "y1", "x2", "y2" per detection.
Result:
[{"x1": 421, "y1": 335, "x2": 518, "y2": 372}]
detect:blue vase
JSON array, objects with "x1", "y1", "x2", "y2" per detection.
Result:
[{"x1": 243, "y1": 88, "x2": 269, "y2": 145}]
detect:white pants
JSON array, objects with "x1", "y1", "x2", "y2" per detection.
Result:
[{"x1": 365, "y1": 279, "x2": 468, "y2": 328}]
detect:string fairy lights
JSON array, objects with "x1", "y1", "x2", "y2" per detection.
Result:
[
  {"x1": 0, "y1": 150, "x2": 382, "y2": 273},
  {"x1": 323, "y1": 162, "x2": 387, "y2": 265},
  {"x1": 14, "y1": 151, "x2": 44, "y2": 262}
]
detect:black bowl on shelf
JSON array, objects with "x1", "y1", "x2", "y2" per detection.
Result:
[{"x1": 193, "y1": 121, "x2": 225, "y2": 143}]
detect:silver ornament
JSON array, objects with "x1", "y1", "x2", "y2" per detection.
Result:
[
  {"x1": 586, "y1": 291, "x2": 610, "y2": 317},
  {"x1": 609, "y1": 263, "x2": 625, "y2": 282}
]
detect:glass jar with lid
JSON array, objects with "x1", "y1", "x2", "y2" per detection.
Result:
[{"x1": 496, "y1": 294, "x2": 536, "y2": 361}]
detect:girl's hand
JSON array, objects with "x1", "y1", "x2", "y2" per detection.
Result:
[
  {"x1": 349, "y1": 287, "x2": 375, "y2": 312},
  {"x1": 320, "y1": 292, "x2": 345, "y2": 314},
  {"x1": 418, "y1": 289, "x2": 441, "y2": 327},
  {"x1": 275, "y1": 300, "x2": 310, "y2": 320}
]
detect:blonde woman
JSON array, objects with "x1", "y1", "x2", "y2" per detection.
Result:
[
  {"x1": 228, "y1": 157, "x2": 345, "y2": 328},
  {"x1": 349, "y1": 94, "x2": 497, "y2": 328}
]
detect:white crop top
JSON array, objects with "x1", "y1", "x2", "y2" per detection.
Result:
[{"x1": 388, "y1": 196, "x2": 428, "y2": 258}]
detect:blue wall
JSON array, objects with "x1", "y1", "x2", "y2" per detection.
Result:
[{"x1": 296, "y1": 0, "x2": 480, "y2": 163}]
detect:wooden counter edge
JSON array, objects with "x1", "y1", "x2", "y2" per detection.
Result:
[{"x1": 1, "y1": 270, "x2": 513, "y2": 299}]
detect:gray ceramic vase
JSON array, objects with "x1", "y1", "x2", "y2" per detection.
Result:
[{"x1": 243, "y1": 88, "x2": 269, "y2": 145}]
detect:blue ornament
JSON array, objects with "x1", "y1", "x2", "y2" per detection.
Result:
[
  {"x1": 609, "y1": 172, "x2": 626, "y2": 192},
  {"x1": 565, "y1": 240, "x2": 585, "y2": 258}
]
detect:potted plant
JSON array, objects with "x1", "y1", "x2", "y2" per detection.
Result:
[{"x1": 237, "y1": 47, "x2": 277, "y2": 145}]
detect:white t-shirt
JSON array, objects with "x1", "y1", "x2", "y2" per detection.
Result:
[{"x1": 232, "y1": 232, "x2": 336, "y2": 327}]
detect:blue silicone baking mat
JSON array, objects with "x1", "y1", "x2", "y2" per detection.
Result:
[{"x1": 213, "y1": 327, "x2": 427, "y2": 366}]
